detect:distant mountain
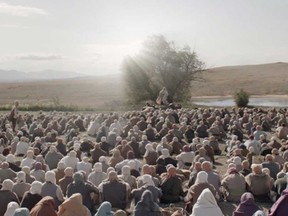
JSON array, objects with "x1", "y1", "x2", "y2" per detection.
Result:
[
  {"x1": 0, "y1": 69, "x2": 29, "y2": 82},
  {"x1": 29, "y1": 70, "x2": 85, "y2": 80},
  {"x1": 0, "y1": 69, "x2": 86, "y2": 82}
]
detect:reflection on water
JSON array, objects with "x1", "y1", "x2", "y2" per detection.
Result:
[{"x1": 193, "y1": 97, "x2": 288, "y2": 107}]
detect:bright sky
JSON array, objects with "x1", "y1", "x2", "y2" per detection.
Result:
[{"x1": 0, "y1": 0, "x2": 288, "y2": 75}]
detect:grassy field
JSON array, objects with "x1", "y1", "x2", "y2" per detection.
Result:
[{"x1": 1, "y1": 62, "x2": 287, "y2": 110}]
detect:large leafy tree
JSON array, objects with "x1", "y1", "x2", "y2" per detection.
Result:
[{"x1": 122, "y1": 35, "x2": 204, "y2": 102}]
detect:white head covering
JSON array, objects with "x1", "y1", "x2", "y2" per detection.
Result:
[
  {"x1": 249, "y1": 147, "x2": 255, "y2": 153},
  {"x1": 73, "y1": 143, "x2": 80, "y2": 151},
  {"x1": 252, "y1": 210, "x2": 267, "y2": 216},
  {"x1": 203, "y1": 140, "x2": 210, "y2": 146},
  {"x1": 191, "y1": 188, "x2": 223, "y2": 216},
  {"x1": 161, "y1": 148, "x2": 169, "y2": 158},
  {"x1": 142, "y1": 174, "x2": 155, "y2": 186},
  {"x1": 99, "y1": 156, "x2": 107, "y2": 163},
  {"x1": 232, "y1": 135, "x2": 238, "y2": 141},
  {"x1": 116, "y1": 136, "x2": 122, "y2": 142},
  {"x1": 233, "y1": 156, "x2": 242, "y2": 165},
  {"x1": 107, "y1": 167, "x2": 115, "y2": 175},
  {"x1": 156, "y1": 144, "x2": 163, "y2": 153},
  {"x1": 121, "y1": 165, "x2": 130, "y2": 176},
  {"x1": 145, "y1": 144, "x2": 153, "y2": 152},
  {"x1": 69, "y1": 150, "x2": 77, "y2": 157},
  {"x1": 82, "y1": 156, "x2": 89, "y2": 163},
  {"x1": 64, "y1": 167, "x2": 74, "y2": 177},
  {"x1": 228, "y1": 163, "x2": 236, "y2": 169},
  {"x1": 4, "y1": 201, "x2": 19, "y2": 216},
  {"x1": 161, "y1": 137, "x2": 167, "y2": 143},
  {"x1": 128, "y1": 160, "x2": 136, "y2": 170},
  {"x1": 57, "y1": 161, "x2": 65, "y2": 170},
  {"x1": 172, "y1": 137, "x2": 178, "y2": 142},
  {"x1": 26, "y1": 150, "x2": 34, "y2": 158},
  {"x1": 21, "y1": 166, "x2": 31, "y2": 175},
  {"x1": 16, "y1": 171, "x2": 26, "y2": 183},
  {"x1": 30, "y1": 181, "x2": 42, "y2": 195},
  {"x1": 45, "y1": 171, "x2": 56, "y2": 184},
  {"x1": 101, "y1": 136, "x2": 107, "y2": 142},
  {"x1": 94, "y1": 162, "x2": 102, "y2": 172},
  {"x1": 6, "y1": 154, "x2": 15, "y2": 163},
  {"x1": 49, "y1": 145, "x2": 57, "y2": 152},
  {"x1": 2, "y1": 179, "x2": 14, "y2": 191},
  {"x1": 195, "y1": 171, "x2": 208, "y2": 185},
  {"x1": 192, "y1": 138, "x2": 199, "y2": 144}
]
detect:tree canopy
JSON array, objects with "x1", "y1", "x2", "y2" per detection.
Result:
[{"x1": 122, "y1": 35, "x2": 204, "y2": 103}]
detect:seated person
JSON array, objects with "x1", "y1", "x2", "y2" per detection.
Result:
[
  {"x1": 233, "y1": 192, "x2": 260, "y2": 216},
  {"x1": 245, "y1": 164, "x2": 271, "y2": 202},
  {"x1": 159, "y1": 165, "x2": 183, "y2": 204},
  {"x1": 221, "y1": 167, "x2": 246, "y2": 202},
  {"x1": 185, "y1": 171, "x2": 216, "y2": 213}
]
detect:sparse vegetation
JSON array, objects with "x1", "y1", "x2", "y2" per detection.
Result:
[
  {"x1": 122, "y1": 35, "x2": 204, "y2": 102},
  {"x1": 234, "y1": 89, "x2": 250, "y2": 107},
  {"x1": 0, "y1": 102, "x2": 94, "y2": 112},
  {"x1": 0, "y1": 63, "x2": 286, "y2": 110}
]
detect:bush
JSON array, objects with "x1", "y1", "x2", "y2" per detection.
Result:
[{"x1": 234, "y1": 89, "x2": 250, "y2": 107}]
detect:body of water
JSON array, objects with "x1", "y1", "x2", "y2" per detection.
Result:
[{"x1": 192, "y1": 97, "x2": 288, "y2": 107}]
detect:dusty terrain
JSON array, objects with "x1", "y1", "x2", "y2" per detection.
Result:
[
  {"x1": 191, "y1": 62, "x2": 288, "y2": 96},
  {"x1": 0, "y1": 62, "x2": 287, "y2": 109}
]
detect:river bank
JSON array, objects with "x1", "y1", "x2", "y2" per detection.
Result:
[{"x1": 191, "y1": 95, "x2": 288, "y2": 107}]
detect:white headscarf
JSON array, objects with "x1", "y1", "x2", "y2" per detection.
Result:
[
  {"x1": 4, "y1": 202, "x2": 19, "y2": 216},
  {"x1": 195, "y1": 171, "x2": 208, "y2": 185},
  {"x1": 142, "y1": 174, "x2": 155, "y2": 186},
  {"x1": 73, "y1": 142, "x2": 81, "y2": 151},
  {"x1": 156, "y1": 144, "x2": 163, "y2": 153},
  {"x1": 2, "y1": 179, "x2": 14, "y2": 191},
  {"x1": 49, "y1": 145, "x2": 57, "y2": 153},
  {"x1": 122, "y1": 165, "x2": 130, "y2": 176},
  {"x1": 128, "y1": 160, "x2": 136, "y2": 170},
  {"x1": 99, "y1": 156, "x2": 107, "y2": 163},
  {"x1": 144, "y1": 144, "x2": 153, "y2": 157},
  {"x1": 191, "y1": 188, "x2": 223, "y2": 216},
  {"x1": 57, "y1": 161, "x2": 65, "y2": 170},
  {"x1": 94, "y1": 162, "x2": 102, "y2": 172},
  {"x1": 203, "y1": 140, "x2": 210, "y2": 146},
  {"x1": 192, "y1": 138, "x2": 199, "y2": 144},
  {"x1": 233, "y1": 156, "x2": 242, "y2": 165},
  {"x1": 161, "y1": 148, "x2": 169, "y2": 159},
  {"x1": 30, "y1": 181, "x2": 42, "y2": 195},
  {"x1": 252, "y1": 210, "x2": 267, "y2": 216},
  {"x1": 45, "y1": 171, "x2": 56, "y2": 184},
  {"x1": 6, "y1": 154, "x2": 15, "y2": 163},
  {"x1": 16, "y1": 171, "x2": 26, "y2": 183},
  {"x1": 21, "y1": 166, "x2": 31, "y2": 176}
]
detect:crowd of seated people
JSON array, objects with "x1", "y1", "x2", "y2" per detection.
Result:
[{"x1": 0, "y1": 104, "x2": 288, "y2": 215}]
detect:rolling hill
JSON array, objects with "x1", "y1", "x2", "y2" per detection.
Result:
[{"x1": 0, "y1": 62, "x2": 287, "y2": 108}]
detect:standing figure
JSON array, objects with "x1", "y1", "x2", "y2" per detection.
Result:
[
  {"x1": 9, "y1": 101, "x2": 19, "y2": 132},
  {"x1": 156, "y1": 87, "x2": 168, "y2": 105}
]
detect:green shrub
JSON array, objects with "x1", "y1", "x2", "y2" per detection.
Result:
[{"x1": 234, "y1": 89, "x2": 250, "y2": 107}]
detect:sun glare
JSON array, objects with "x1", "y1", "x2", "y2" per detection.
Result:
[{"x1": 124, "y1": 41, "x2": 142, "y2": 56}]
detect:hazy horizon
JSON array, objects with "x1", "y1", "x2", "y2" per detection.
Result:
[{"x1": 1, "y1": 0, "x2": 288, "y2": 76}]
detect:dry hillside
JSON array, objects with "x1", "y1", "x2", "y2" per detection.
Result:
[
  {"x1": 191, "y1": 62, "x2": 288, "y2": 96},
  {"x1": 0, "y1": 62, "x2": 287, "y2": 108},
  {"x1": 0, "y1": 75, "x2": 125, "y2": 109}
]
